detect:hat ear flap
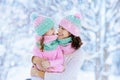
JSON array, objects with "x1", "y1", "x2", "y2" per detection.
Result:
[{"x1": 30, "y1": 12, "x2": 39, "y2": 21}]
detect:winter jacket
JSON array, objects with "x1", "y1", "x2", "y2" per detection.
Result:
[{"x1": 33, "y1": 35, "x2": 64, "y2": 72}]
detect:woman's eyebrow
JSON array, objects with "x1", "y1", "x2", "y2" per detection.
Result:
[
  {"x1": 59, "y1": 26, "x2": 65, "y2": 30},
  {"x1": 59, "y1": 25, "x2": 61, "y2": 28}
]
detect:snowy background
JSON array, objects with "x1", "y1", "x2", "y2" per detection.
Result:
[{"x1": 0, "y1": 0, "x2": 120, "y2": 80}]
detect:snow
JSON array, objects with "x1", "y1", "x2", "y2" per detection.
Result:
[
  {"x1": 6, "y1": 66, "x2": 31, "y2": 80},
  {"x1": 0, "y1": 45, "x2": 6, "y2": 56}
]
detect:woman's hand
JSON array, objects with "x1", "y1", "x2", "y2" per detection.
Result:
[{"x1": 41, "y1": 60, "x2": 50, "y2": 69}]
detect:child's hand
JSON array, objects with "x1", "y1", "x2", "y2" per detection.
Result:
[{"x1": 41, "y1": 60, "x2": 50, "y2": 69}]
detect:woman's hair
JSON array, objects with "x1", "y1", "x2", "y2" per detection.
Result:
[
  {"x1": 40, "y1": 36, "x2": 44, "y2": 52},
  {"x1": 71, "y1": 34, "x2": 83, "y2": 50}
]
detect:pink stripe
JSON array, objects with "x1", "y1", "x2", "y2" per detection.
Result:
[
  {"x1": 34, "y1": 16, "x2": 44, "y2": 27},
  {"x1": 59, "y1": 19, "x2": 80, "y2": 36}
]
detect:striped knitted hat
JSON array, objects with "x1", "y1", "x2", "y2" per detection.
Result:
[
  {"x1": 31, "y1": 12, "x2": 55, "y2": 36},
  {"x1": 59, "y1": 13, "x2": 81, "y2": 36}
]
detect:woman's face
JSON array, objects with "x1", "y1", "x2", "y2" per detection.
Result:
[{"x1": 58, "y1": 26, "x2": 71, "y2": 39}]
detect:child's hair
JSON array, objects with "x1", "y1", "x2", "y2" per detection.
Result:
[
  {"x1": 40, "y1": 36, "x2": 44, "y2": 52},
  {"x1": 71, "y1": 35, "x2": 83, "y2": 50}
]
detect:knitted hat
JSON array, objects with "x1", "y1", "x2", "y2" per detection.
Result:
[
  {"x1": 59, "y1": 13, "x2": 81, "y2": 36},
  {"x1": 31, "y1": 12, "x2": 55, "y2": 36}
]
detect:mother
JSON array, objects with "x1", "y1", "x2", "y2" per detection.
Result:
[{"x1": 45, "y1": 14, "x2": 83, "y2": 80}]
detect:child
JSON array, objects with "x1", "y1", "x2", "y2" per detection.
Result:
[{"x1": 30, "y1": 14, "x2": 64, "y2": 80}]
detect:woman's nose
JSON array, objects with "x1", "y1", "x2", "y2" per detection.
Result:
[{"x1": 58, "y1": 30, "x2": 61, "y2": 34}]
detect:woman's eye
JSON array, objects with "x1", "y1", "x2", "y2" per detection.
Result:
[{"x1": 62, "y1": 27, "x2": 65, "y2": 30}]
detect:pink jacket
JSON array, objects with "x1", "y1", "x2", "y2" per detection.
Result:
[
  {"x1": 60, "y1": 43, "x2": 76, "y2": 55},
  {"x1": 33, "y1": 35, "x2": 64, "y2": 72}
]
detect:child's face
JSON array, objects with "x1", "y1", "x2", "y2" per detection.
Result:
[
  {"x1": 45, "y1": 27, "x2": 55, "y2": 36},
  {"x1": 58, "y1": 26, "x2": 71, "y2": 39}
]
